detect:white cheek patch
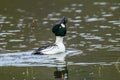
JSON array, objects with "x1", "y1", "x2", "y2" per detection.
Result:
[{"x1": 61, "y1": 23, "x2": 65, "y2": 28}]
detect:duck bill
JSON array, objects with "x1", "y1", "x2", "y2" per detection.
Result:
[
  {"x1": 60, "y1": 17, "x2": 67, "y2": 28},
  {"x1": 61, "y1": 23, "x2": 66, "y2": 28}
]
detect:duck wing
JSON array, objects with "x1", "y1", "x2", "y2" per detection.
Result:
[{"x1": 32, "y1": 44, "x2": 57, "y2": 55}]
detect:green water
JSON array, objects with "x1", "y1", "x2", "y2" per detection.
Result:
[{"x1": 0, "y1": 0, "x2": 120, "y2": 80}]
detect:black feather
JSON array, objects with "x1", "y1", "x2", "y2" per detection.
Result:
[{"x1": 32, "y1": 44, "x2": 57, "y2": 55}]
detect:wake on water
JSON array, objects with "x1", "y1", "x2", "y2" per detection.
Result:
[{"x1": 0, "y1": 49, "x2": 82, "y2": 67}]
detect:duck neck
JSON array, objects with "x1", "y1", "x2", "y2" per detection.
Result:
[{"x1": 55, "y1": 36, "x2": 64, "y2": 45}]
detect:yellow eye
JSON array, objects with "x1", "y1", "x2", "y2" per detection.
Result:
[{"x1": 59, "y1": 26, "x2": 62, "y2": 28}]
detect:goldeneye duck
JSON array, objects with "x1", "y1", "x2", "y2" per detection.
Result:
[{"x1": 32, "y1": 17, "x2": 67, "y2": 55}]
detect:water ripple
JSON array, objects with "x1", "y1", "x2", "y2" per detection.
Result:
[
  {"x1": 0, "y1": 49, "x2": 82, "y2": 67},
  {"x1": 80, "y1": 33, "x2": 104, "y2": 41},
  {"x1": 68, "y1": 62, "x2": 120, "y2": 66},
  {"x1": 86, "y1": 18, "x2": 106, "y2": 22}
]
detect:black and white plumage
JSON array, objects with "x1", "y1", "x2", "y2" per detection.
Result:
[
  {"x1": 33, "y1": 45, "x2": 57, "y2": 55},
  {"x1": 32, "y1": 17, "x2": 67, "y2": 55}
]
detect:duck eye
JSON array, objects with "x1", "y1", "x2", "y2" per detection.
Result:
[{"x1": 59, "y1": 26, "x2": 62, "y2": 28}]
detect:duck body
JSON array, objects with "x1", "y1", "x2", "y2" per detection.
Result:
[
  {"x1": 32, "y1": 17, "x2": 67, "y2": 55},
  {"x1": 33, "y1": 36, "x2": 65, "y2": 55}
]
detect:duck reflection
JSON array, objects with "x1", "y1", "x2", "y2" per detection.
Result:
[
  {"x1": 54, "y1": 61, "x2": 68, "y2": 80},
  {"x1": 54, "y1": 64, "x2": 68, "y2": 80}
]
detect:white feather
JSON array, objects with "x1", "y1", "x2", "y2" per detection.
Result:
[{"x1": 40, "y1": 36, "x2": 65, "y2": 55}]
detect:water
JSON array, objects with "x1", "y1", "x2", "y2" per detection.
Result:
[
  {"x1": 0, "y1": 0, "x2": 120, "y2": 80},
  {"x1": 0, "y1": 50, "x2": 82, "y2": 67}
]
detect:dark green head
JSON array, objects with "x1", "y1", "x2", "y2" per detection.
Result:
[{"x1": 52, "y1": 17, "x2": 67, "y2": 36}]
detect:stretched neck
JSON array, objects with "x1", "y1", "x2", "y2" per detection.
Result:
[{"x1": 55, "y1": 36, "x2": 64, "y2": 45}]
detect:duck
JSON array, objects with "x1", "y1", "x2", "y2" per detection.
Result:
[{"x1": 32, "y1": 17, "x2": 67, "y2": 55}]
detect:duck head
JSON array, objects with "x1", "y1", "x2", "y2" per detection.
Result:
[{"x1": 52, "y1": 17, "x2": 67, "y2": 37}]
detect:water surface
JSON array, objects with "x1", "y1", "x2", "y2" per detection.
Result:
[{"x1": 0, "y1": 0, "x2": 120, "y2": 80}]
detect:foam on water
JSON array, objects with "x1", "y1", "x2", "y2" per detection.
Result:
[{"x1": 0, "y1": 49, "x2": 82, "y2": 67}]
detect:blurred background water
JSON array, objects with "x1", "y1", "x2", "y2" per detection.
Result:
[{"x1": 0, "y1": 0, "x2": 120, "y2": 80}]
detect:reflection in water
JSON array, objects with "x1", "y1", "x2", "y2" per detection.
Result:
[
  {"x1": 115, "y1": 57, "x2": 120, "y2": 73},
  {"x1": 0, "y1": 49, "x2": 81, "y2": 80},
  {"x1": 54, "y1": 62, "x2": 68, "y2": 80},
  {"x1": 0, "y1": 0, "x2": 120, "y2": 80},
  {"x1": 0, "y1": 50, "x2": 120, "y2": 80},
  {"x1": 0, "y1": 49, "x2": 82, "y2": 66}
]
